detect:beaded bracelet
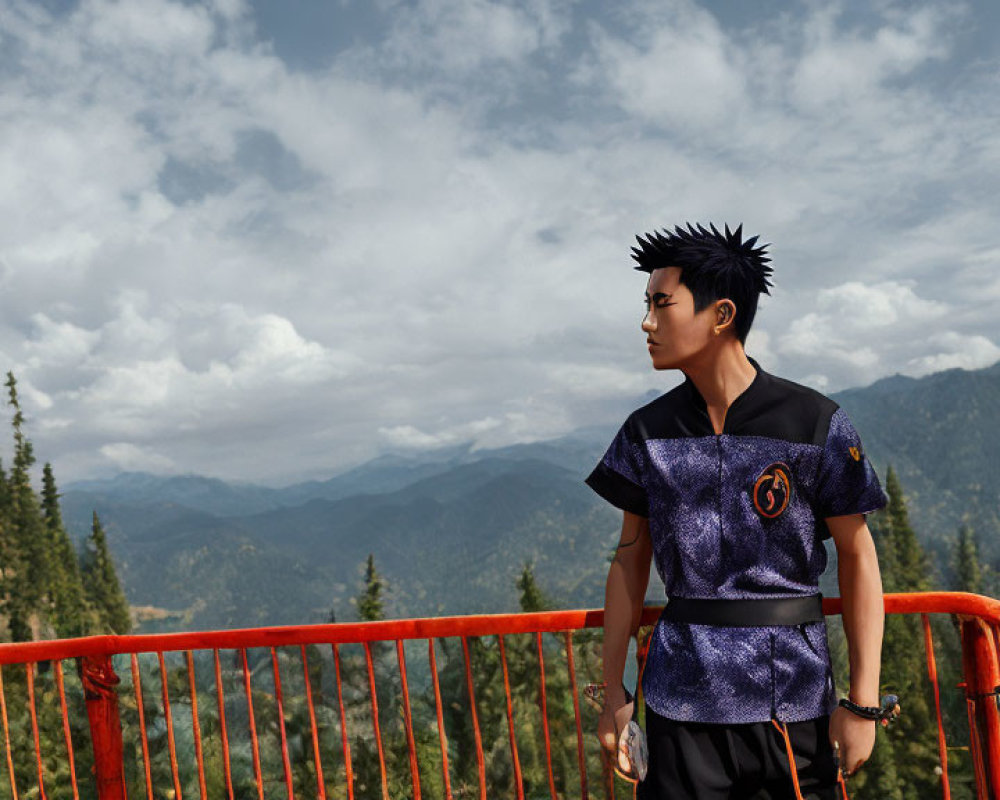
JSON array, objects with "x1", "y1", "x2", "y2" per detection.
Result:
[
  {"x1": 838, "y1": 697, "x2": 880, "y2": 720},
  {"x1": 838, "y1": 694, "x2": 901, "y2": 726}
]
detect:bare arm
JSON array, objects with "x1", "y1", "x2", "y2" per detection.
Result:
[
  {"x1": 602, "y1": 510, "x2": 653, "y2": 710},
  {"x1": 825, "y1": 513, "x2": 884, "y2": 775},
  {"x1": 827, "y1": 512, "x2": 884, "y2": 706}
]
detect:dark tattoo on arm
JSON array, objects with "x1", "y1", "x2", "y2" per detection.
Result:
[
  {"x1": 617, "y1": 532, "x2": 640, "y2": 549},
  {"x1": 612, "y1": 531, "x2": 640, "y2": 564}
]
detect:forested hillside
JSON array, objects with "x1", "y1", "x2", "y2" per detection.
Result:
[{"x1": 0, "y1": 373, "x2": 130, "y2": 642}]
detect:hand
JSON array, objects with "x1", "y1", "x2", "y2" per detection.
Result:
[
  {"x1": 598, "y1": 690, "x2": 635, "y2": 774},
  {"x1": 829, "y1": 705, "x2": 876, "y2": 779}
]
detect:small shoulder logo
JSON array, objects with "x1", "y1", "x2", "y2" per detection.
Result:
[
  {"x1": 848, "y1": 446, "x2": 861, "y2": 461},
  {"x1": 752, "y1": 461, "x2": 793, "y2": 519}
]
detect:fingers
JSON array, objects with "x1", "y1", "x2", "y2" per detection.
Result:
[
  {"x1": 832, "y1": 740, "x2": 867, "y2": 779},
  {"x1": 618, "y1": 740, "x2": 632, "y2": 772}
]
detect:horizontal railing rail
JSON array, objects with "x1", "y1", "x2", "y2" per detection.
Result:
[
  {"x1": 1, "y1": 592, "x2": 997, "y2": 664},
  {"x1": 0, "y1": 591, "x2": 994, "y2": 800}
]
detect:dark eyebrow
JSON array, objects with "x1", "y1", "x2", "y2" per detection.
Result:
[{"x1": 644, "y1": 292, "x2": 673, "y2": 302}]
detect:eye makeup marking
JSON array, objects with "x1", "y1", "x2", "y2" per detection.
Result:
[{"x1": 644, "y1": 291, "x2": 674, "y2": 308}]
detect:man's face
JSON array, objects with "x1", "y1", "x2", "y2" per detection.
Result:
[{"x1": 641, "y1": 267, "x2": 720, "y2": 370}]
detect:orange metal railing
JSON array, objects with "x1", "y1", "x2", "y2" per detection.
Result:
[{"x1": 0, "y1": 592, "x2": 995, "y2": 800}]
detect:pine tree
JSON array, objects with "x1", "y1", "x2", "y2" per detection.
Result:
[
  {"x1": 357, "y1": 553, "x2": 384, "y2": 622},
  {"x1": 511, "y1": 560, "x2": 560, "y2": 795},
  {"x1": 40, "y1": 463, "x2": 88, "y2": 637},
  {"x1": 81, "y1": 511, "x2": 131, "y2": 634},
  {"x1": 875, "y1": 465, "x2": 939, "y2": 800},
  {"x1": 884, "y1": 466, "x2": 932, "y2": 593},
  {"x1": 953, "y1": 522, "x2": 982, "y2": 594},
  {"x1": 4, "y1": 372, "x2": 52, "y2": 640},
  {"x1": 0, "y1": 458, "x2": 19, "y2": 642},
  {"x1": 517, "y1": 560, "x2": 551, "y2": 613},
  {"x1": 348, "y1": 555, "x2": 404, "y2": 796}
]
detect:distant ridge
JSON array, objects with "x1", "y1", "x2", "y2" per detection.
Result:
[{"x1": 62, "y1": 359, "x2": 1000, "y2": 631}]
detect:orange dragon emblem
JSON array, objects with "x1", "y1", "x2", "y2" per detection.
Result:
[{"x1": 752, "y1": 461, "x2": 793, "y2": 519}]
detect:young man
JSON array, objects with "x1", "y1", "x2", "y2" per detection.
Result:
[{"x1": 587, "y1": 223, "x2": 888, "y2": 799}]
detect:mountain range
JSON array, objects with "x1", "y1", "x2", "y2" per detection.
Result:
[{"x1": 61, "y1": 359, "x2": 1000, "y2": 632}]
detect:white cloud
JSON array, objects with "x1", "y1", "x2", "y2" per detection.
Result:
[
  {"x1": 904, "y1": 332, "x2": 1000, "y2": 376},
  {"x1": 100, "y1": 442, "x2": 178, "y2": 473},
  {"x1": 586, "y1": 0, "x2": 747, "y2": 132},
  {"x1": 0, "y1": 0, "x2": 997, "y2": 482}
]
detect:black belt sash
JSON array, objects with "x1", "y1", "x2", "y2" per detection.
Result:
[{"x1": 662, "y1": 594, "x2": 824, "y2": 627}]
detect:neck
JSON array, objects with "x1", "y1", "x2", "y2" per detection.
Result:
[{"x1": 682, "y1": 344, "x2": 757, "y2": 412}]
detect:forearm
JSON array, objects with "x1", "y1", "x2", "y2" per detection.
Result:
[
  {"x1": 602, "y1": 558, "x2": 642, "y2": 703},
  {"x1": 838, "y1": 537, "x2": 884, "y2": 706}
]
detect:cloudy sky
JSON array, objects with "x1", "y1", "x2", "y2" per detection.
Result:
[{"x1": 1, "y1": 0, "x2": 998, "y2": 485}]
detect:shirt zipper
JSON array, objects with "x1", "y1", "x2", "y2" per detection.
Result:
[{"x1": 716, "y1": 433, "x2": 723, "y2": 546}]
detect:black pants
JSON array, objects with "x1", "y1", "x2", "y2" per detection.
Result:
[{"x1": 637, "y1": 701, "x2": 840, "y2": 800}]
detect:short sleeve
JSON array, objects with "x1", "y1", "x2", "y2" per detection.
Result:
[
  {"x1": 813, "y1": 406, "x2": 889, "y2": 520},
  {"x1": 585, "y1": 418, "x2": 649, "y2": 517}
]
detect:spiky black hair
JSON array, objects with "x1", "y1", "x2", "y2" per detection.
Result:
[{"x1": 631, "y1": 222, "x2": 774, "y2": 345}]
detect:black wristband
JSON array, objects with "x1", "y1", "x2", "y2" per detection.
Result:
[{"x1": 838, "y1": 697, "x2": 880, "y2": 720}]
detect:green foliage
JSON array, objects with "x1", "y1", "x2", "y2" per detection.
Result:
[
  {"x1": 81, "y1": 512, "x2": 132, "y2": 635},
  {"x1": 356, "y1": 553, "x2": 384, "y2": 623},
  {"x1": 41, "y1": 463, "x2": 89, "y2": 638},
  {"x1": 0, "y1": 371, "x2": 130, "y2": 642},
  {"x1": 953, "y1": 522, "x2": 983, "y2": 594},
  {"x1": 517, "y1": 560, "x2": 553, "y2": 613},
  {"x1": 4, "y1": 372, "x2": 46, "y2": 640},
  {"x1": 842, "y1": 465, "x2": 971, "y2": 799}
]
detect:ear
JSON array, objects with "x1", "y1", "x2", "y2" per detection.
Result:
[{"x1": 716, "y1": 299, "x2": 737, "y2": 329}]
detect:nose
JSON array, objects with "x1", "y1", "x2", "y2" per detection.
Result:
[{"x1": 641, "y1": 307, "x2": 655, "y2": 333}]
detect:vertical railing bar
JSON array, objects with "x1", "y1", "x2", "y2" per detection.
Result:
[
  {"x1": 212, "y1": 650, "x2": 235, "y2": 800},
  {"x1": 130, "y1": 655, "x2": 154, "y2": 800},
  {"x1": 964, "y1": 684, "x2": 987, "y2": 800},
  {"x1": 460, "y1": 636, "x2": 487, "y2": 800},
  {"x1": 0, "y1": 665, "x2": 19, "y2": 800},
  {"x1": 967, "y1": 617, "x2": 1000, "y2": 797},
  {"x1": 922, "y1": 614, "x2": 951, "y2": 799},
  {"x1": 185, "y1": 651, "x2": 208, "y2": 800},
  {"x1": 299, "y1": 646, "x2": 326, "y2": 800},
  {"x1": 563, "y1": 630, "x2": 589, "y2": 800},
  {"x1": 25, "y1": 663, "x2": 47, "y2": 800},
  {"x1": 269, "y1": 648, "x2": 295, "y2": 800},
  {"x1": 54, "y1": 661, "x2": 80, "y2": 800},
  {"x1": 427, "y1": 639, "x2": 453, "y2": 800},
  {"x1": 498, "y1": 634, "x2": 525, "y2": 800},
  {"x1": 395, "y1": 639, "x2": 422, "y2": 800},
  {"x1": 240, "y1": 648, "x2": 265, "y2": 800},
  {"x1": 536, "y1": 632, "x2": 558, "y2": 800},
  {"x1": 363, "y1": 640, "x2": 390, "y2": 800},
  {"x1": 332, "y1": 644, "x2": 355, "y2": 800},
  {"x1": 959, "y1": 619, "x2": 989, "y2": 799},
  {"x1": 158, "y1": 652, "x2": 184, "y2": 800}
]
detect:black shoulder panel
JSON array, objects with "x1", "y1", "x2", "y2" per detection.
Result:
[
  {"x1": 628, "y1": 383, "x2": 704, "y2": 440},
  {"x1": 736, "y1": 373, "x2": 838, "y2": 445},
  {"x1": 626, "y1": 371, "x2": 839, "y2": 445}
]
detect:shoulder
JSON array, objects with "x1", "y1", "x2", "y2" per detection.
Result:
[
  {"x1": 761, "y1": 375, "x2": 840, "y2": 447},
  {"x1": 624, "y1": 382, "x2": 693, "y2": 441},
  {"x1": 765, "y1": 372, "x2": 840, "y2": 446}
]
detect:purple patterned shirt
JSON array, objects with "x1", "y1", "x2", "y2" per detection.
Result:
[{"x1": 585, "y1": 356, "x2": 888, "y2": 724}]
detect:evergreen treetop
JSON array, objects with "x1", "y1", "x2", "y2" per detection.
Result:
[
  {"x1": 357, "y1": 552, "x2": 384, "y2": 622},
  {"x1": 81, "y1": 511, "x2": 132, "y2": 635}
]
